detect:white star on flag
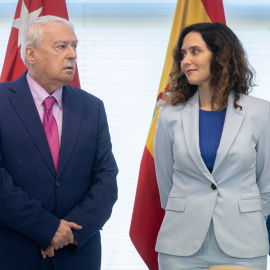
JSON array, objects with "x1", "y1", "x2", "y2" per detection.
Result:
[{"x1": 12, "y1": 0, "x2": 42, "y2": 47}]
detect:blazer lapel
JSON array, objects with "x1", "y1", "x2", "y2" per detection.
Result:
[
  {"x1": 8, "y1": 74, "x2": 56, "y2": 176},
  {"x1": 212, "y1": 93, "x2": 245, "y2": 174},
  {"x1": 182, "y1": 92, "x2": 214, "y2": 183},
  {"x1": 57, "y1": 85, "x2": 82, "y2": 179}
]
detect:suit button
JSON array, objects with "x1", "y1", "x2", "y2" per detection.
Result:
[
  {"x1": 211, "y1": 184, "x2": 217, "y2": 190},
  {"x1": 56, "y1": 181, "x2": 61, "y2": 187}
]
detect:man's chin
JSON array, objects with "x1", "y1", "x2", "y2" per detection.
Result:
[{"x1": 62, "y1": 74, "x2": 76, "y2": 84}]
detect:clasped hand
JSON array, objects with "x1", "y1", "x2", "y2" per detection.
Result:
[{"x1": 41, "y1": 219, "x2": 82, "y2": 259}]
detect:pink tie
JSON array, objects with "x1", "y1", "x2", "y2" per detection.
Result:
[{"x1": 43, "y1": 97, "x2": 59, "y2": 171}]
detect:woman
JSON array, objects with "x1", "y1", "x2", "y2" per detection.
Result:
[{"x1": 154, "y1": 22, "x2": 270, "y2": 270}]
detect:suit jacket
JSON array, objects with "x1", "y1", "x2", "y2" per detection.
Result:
[
  {"x1": 0, "y1": 72, "x2": 118, "y2": 270},
  {"x1": 154, "y1": 91, "x2": 270, "y2": 258}
]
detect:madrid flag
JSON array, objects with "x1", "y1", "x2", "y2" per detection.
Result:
[
  {"x1": 130, "y1": 1, "x2": 226, "y2": 269},
  {"x1": 0, "y1": 0, "x2": 80, "y2": 88}
]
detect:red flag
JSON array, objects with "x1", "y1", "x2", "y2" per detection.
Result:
[
  {"x1": 0, "y1": 0, "x2": 80, "y2": 88},
  {"x1": 130, "y1": 1, "x2": 226, "y2": 269}
]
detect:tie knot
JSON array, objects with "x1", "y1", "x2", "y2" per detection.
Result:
[{"x1": 43, "y1": 97, "x2": 56, "y2": 110}]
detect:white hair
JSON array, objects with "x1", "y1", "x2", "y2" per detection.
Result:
[{"x1": 21, "y1": 15, "x2": 75, "y2": 66}]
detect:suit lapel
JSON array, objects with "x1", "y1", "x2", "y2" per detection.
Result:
[
  {"x1": 182, "y1": 92, "x2": 214, "y2": 183},
  {"x1": 212, "y1": 94, "x2": 245, "y2": 174},
  {"x1": 8, "y1": 73, "x2": 56, "y2": 176},
  {"x1": 57, "y1": 85, "x2": 82, "y2": 179}
]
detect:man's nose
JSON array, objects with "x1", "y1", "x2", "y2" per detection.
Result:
[{"x1": 67, "y1": 45, "x2": 77, "y2": 59}]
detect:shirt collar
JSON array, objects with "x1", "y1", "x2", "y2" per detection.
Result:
[{"x1": 26, "y1": 71, "x2": 63, "y2": 109}]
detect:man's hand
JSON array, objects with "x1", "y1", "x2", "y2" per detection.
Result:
[
  {"x1": 51, "y1": 219, "x2": 82, "y2": 250},
  {"x1": 41, "y1": 245, "x2": 54, "y2": 259},
  {"x1": 41, "y1": 219, "x2": 82, "y2": 258}
]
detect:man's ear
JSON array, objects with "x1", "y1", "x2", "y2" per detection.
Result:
[{"x1": 25, "y1": 46, "x2": 36, "y2": 65}]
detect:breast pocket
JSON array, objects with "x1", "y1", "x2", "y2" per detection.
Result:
[{"x1": 75, "y1": 137, "x2": 97, "y2": 147}]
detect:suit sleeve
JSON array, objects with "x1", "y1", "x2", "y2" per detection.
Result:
[
  {"x1": 154, "y1": 107, "x2": 174, "y2": 209},
  {"x1": 0, "y1": 150, "x2": 60, "y2": 250},
  {"x1": 64, "y1": 101, "x2": 118, "y2": 249},
  {"x1": 256, "y1": 101, "x2": 270, "y2": 218}
]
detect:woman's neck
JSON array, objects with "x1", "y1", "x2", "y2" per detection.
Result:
[{"x1": 198, "y1": 85, "x2": 214, "y2": 111}]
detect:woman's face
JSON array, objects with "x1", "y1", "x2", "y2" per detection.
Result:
[{"x1": 180, "y1": 31, "x2": 213, "y2": 90}]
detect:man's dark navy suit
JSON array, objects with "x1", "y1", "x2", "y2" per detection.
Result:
[{"x1": 0, "y1": 72, "x2": 118, "y2": 270}]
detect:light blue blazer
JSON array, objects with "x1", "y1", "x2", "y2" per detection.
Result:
[{"x1": 154, "y1": 91, "x2": 270, "y2": 258}]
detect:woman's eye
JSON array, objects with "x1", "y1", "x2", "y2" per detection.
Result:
[{"x1": 192, "y1": 49, "x2": 200, "y2": 55}]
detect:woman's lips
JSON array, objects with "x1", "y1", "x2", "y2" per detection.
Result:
[{"x1": 186, "y1": 69, "x2": 197, "y2": 75}]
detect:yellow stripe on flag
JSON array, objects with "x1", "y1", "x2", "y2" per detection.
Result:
[
  {"x1": 146, "y1": 0, "x2": 212, "y2": 157},
  {"x1": 146, "y1": 108, "x2": 160, "y2": 157}
]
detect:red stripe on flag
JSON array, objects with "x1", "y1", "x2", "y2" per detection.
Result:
[
  {"x1": 200, "y1": 0, "x2": 226, "y2": 23},
  {"x1": 130, "y1": 146, "x2": 165, "y2": 270}
]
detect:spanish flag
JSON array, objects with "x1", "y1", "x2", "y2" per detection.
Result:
[{"x1": 130, "y1": 0, "x2": 226, "y2": 269}]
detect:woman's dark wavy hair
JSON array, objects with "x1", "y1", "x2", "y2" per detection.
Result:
[{"x1": 167, "y1": 22, "x2": 255, "y2": 110}]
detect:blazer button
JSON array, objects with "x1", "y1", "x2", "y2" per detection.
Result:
[
  {"x1": 56, "y1": 181, "x2": 61, "y2": 187},
  {"x1": 211, "y1": 183, "x2": 217, "y2": 190}
]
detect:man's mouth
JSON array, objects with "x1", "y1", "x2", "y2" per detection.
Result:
[{"x1": 62, "y1": 63, "x2": 75, "y2": 70}]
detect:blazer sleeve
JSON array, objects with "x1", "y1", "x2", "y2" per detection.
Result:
[
  {"x1": 0, "y1": 151, "x2": 60, "y2": 250},
  {"x1": 256, "y1": 101, "x2": 270, "y2": 218},
  {"x1": 154, "y1": 107, "x2": 174, "y2": 209},
  {"x1": 64, "y1": 101, "x2": 118, "y2": 249}
]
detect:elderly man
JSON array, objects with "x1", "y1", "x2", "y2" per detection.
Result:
[{"x1": 0, "y1": 16, "x2": 118, "y2": 270}]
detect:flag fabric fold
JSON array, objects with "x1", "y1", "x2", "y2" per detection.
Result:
[
  {"x1": 130, "y1": 1, "x2": 226, "y2": 269},
  {"x1": 0, "y1": 0, "x2": 80, "y2": 88}
]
